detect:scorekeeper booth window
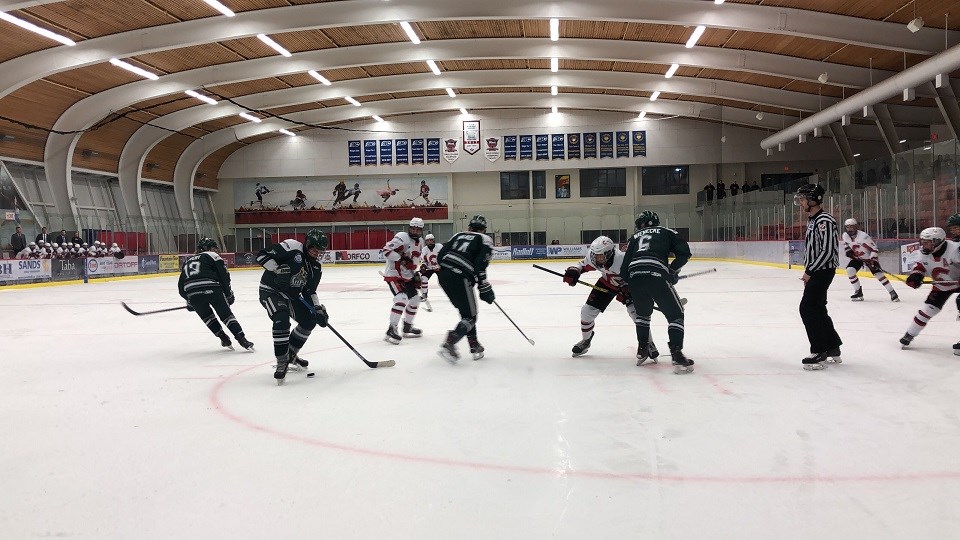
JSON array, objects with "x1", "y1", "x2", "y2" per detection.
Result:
[
  {"x1": 500, "y1": 171, "x2": 530, "y2": 200},
  {"x1": 642, "y1": 165, "x2": 690, "y2": 195},
  {"x1": 580, "y1": 168, "x2": 626, "y2": 197}
]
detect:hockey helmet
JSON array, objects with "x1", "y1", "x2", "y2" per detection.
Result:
[
  {"x1": 424, "y1": 233, "x2": 436, "y2": 247},
  {"x1": 28, "y1": 241, "x2": 36, "y2": 247},
  {"x1": 82, "y1": 243, "x2": 88, "y2": 248},
  {"x1": 844, "y1": 218, "x2": 858, "y2": 234},
  {"x1": 197, "y1": 237, "x2": 218, "y2": 253},
  {"x1": 919, "y1": 227, "x2": 946, "y2": 254},
  {"x1": 635, "y1": 210, "x2": 660, "y2": 230},
  {"x1": 408, "y1": 217, "x2": 424, "y2": 240},
  {"x1": 425, "y1": 233, "x2": 435, "y2": 241},
  {"x1": 354, "y1": 183, "x2": 360, "y2": 189},
  {"x1": 589, "y1": 236, "x2": 616, "y2": 267},
  {"x1": 947, "y1": 213, "x2": 960, "y2": 231},
  {"x1": 52, "y1": 243, "x2": 58, "y2": 249},
  {"x1": 468, "y1": 215, "x2": 487, "y2": 232},
  {"x1": 794, "y1": 183, "x2": 825, "y2": 207},
  {"x1": 112, "y1": 243, "x2": 118, "y2": 248},
  {"x1": 304, "y1": 229, "x2": 328, "y2": 257}
]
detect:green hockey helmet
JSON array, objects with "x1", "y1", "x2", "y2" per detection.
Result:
[
  {"x1": 635, "y1": 210, "x2": 660, "y2": 229},
  {"x1": 197, "y1": 237, "x2": 218, "y2": 253},
  {"x1": 304, "y1": 229, "x2": 328, "y2": 254},
  {"x1": 468, "y1": 215, "x2": 487, "y2": 231}
]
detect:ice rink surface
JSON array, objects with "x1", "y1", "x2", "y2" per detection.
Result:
[{"x1": 2, "y1": 259, "x2": 959, "y2": 539}]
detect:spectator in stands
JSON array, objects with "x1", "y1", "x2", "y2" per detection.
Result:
[
  {"x1": 11, "y1": 225, "x2": 26, "y2": 254},
  {"x1": 551, "y1": 239, "x2": 560, "y2": 245},
  {"x1": 55, "y1": 229, "x2": 68, "y2": 245},
  {"x1": 750, "y1": 180, "x2": 760, "y2": 192},
  {"x1": 716, "y1": 180, "x2": 726, "y2": 200},
  {"x1": 703, "y1": 182, "x2": 714, "y2": 203},
  {"x1": 730, "y1": 181, "x2": 740, "y2": 197},
  {"x1": 71, "y1": 231, "x2": 83, "y2": 245},
  {"x1": 36, "y1": 226, "x2": 51, "y2": 244}
]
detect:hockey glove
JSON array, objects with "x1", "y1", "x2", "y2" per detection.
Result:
[
  {"x1": 400, "y1": 256, "x2": 417, "y2": 271},
  {"x1": 313, "y1": 304, "x2": 329, "y2": 327},
  {"x1": 845, "y1": 248, "x2": 855, "y2": 259},
  {"x1": 616, "y1": 287, "x2": 632, "y2": 305},
  {"x1": 667, "y1": 269, "x2": 680, "y2": 285},
  {"x1": 865, "y1": 260, "x2": 881, "y2": 274},
  {"x1": 906, "y1": 272, "x2": 924, "y2": 289},
  {"x1": 563, "y1": 267, "x2": 581, "y2": 286},
  {"x1": 274, "y1": 264, "x2": 292, "y2": 289},
  {"x1": 478, "y1": 280, "x2": 495, "y2": 304},
  {"x1": 186, "y1": 303, "x2": 195, "y2": 312},
  {"x1": 225, "y1": 290, "x2": 235, "y2": 305}
]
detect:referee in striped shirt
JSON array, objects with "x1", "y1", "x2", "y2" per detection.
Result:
[{"x1": 795, "y1": 183, "x2": 843, "y2": 369}]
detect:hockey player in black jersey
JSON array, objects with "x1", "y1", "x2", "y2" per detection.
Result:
[
  {"x1": 620, "y1": 211, "x2": 693, "y2": 374},
  {"x1": 436, "y1": 215, "x2": 495, "y2": 363},
  {"x1": 257, "y1": 229, "x2": 330, "y2": 384},
  {"x1": 178, "y1": 237, "x2": 253, "y2": 351}
]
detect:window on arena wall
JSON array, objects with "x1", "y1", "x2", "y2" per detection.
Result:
[
  {"x1": 500, "y1": 171, "x2": 530, "y2": 200},
  {"x1": 532, "y1": 171, "x2": 546, "y2": 199},
  {"x1": 581, "y1": 229, "x2": 628, "y2": 243},
  {"x1": 499, "y1": 231, "x2": 546, "y2": 245},
  {"x1": 580, "y1": 168, "x2": 626, "y2": 197},
  {"x1": 642, "y1": 165, "x2": 690, "y2": 195}
]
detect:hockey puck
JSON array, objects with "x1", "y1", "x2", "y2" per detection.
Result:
[{"x1": 306, "y1": 372, "x2": 315, "y2": 378}]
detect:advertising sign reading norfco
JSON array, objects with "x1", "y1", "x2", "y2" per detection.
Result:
[
  {"x1": 159, "y1": 254, "x2": 180, "y2": 272},
  {"x1": 0, "y1": 259, "x2": 52, "y2": 282},
  {"x1": 333, "y1": 249, "x2": 385, "y2": 263}
]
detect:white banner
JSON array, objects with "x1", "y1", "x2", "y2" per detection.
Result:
[
  {"x1": 546, "y1": 244, "x2": 588, "y2": 259},
  {"x1": 0, "y1": 259, "x2": 51, "y2": 281},
  {"x1": 86, "y1": 256, "x2": 139, "y2": 276},
  {"x1": 442, "y1": 137, "x2": 460, "y2": 163},
  {"x1": 483, "y1": 136, "x2": 500, "y2": 162},
  {"x1": 462, "y1": 120, "x2": 480, "y2": 155},
  {"x1": 491, "y1": 247, "x2": 512, "y2": 260}
]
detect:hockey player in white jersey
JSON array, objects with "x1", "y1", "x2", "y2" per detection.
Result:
[
  {"x1": 563, "y1": 236, "x2": 659, "y2": 363},
  {"x1": 16, "y1": 242, "x2": 34, "y2": 259},
  {"x1": 899, "y1": 227, "x2": 960, "y2": 351},
  {"x1": 842, "y1": 218, "x2": 898, "y2": 302},
  {"x1": 419, "y1": 233, "x2": 443, "y2": 303},
  {"x1": 381, "y1": 217, "x2": 426, "y2": 343}
]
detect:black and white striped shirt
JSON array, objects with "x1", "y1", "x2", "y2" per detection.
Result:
[{"x1": 804, "y1": 209, "x2": 840, "y2": 272}]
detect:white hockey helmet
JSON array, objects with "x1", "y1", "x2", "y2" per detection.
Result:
[
  {"x1": 52, "y1": 243, "x2": 58, "y2": 248},
  {"x1": 112, "y1": 243, "x2": 118, "y2": 248},
  {"x1": 424, "y1": 233, "x2": 435, "y2": 241},
  {"x1": 409, "y1": 217, "x2": 424, "y2": 228},
  {"x1": 82, "y1": 243, "x2": 89, "y2": 248},
  {"x1": 844, "y1": 218, "x2": 858, "y2": 227},
  {"x1": 919, "y1": 227, "x2": 946, "y2": 254},
  {"x1": 29, "y1": 241, "x2": 36, "y2": 247},
  {"x1": 589, "y1": 236, "x2": 616, "y2": 267},
  {"x1": 408, "y1": 217, "x2": 424, "y2": 240}
]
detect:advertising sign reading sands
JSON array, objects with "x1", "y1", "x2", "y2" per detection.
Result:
[{"x1": 0, "y1": 259, "x2": 52, "y2": 282}]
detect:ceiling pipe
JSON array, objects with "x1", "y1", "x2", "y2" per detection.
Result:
[{"x1": 761, "y1": 40, "x2": 960, "y2": 150}]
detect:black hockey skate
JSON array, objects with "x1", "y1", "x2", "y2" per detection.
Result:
[
  {"x1": 802, "y1": 351, "x2": 829, "y2": 371},
  {"x1": 670, "y1": 344, "x2": 694, "y2": 374},
  {"x1": 467, "y1": 336, "x2": 485, "y2": 361},
  {"x1": 899, "y1": 332, "x2": 914, "y2": 349},
  {"x1": 217, "y1": 332, "x2": 234, "y2": 350},
  {"x1": 274, "y1": 355, "x2": 290, "y2": 385},
  {"x1": 402, "y1": 322, "x2": 423, "y2": 338},
  {"x1": 850, "y1": 288, "x2": 864, "y2": 302},
  {"x1": 237, "y1": 335, "x2": 255, "y2": 351},
  {"x1": 438, "y1": 331, "x2": 460, "y2": 364},
  {"x1": 954, "y1": 342, "x2": 960, "y2": 356},
  {"x1": 384, "y1": 325, "x2": 402, "y2": 344},
  {"x1": 636, "y1": 343, "x2": 651, "y2": 366},
  {"x1": 890, "y1": 291, "x2": 900, "y2": 302},
  {"x1": 286, "y1": 352, "x2": 308, "y2": 372},
  {"x1": 648, "y1": 340, "x2": 660, "y2": 359},
  {"x1": 571, "y1": 331, "x2": 594, "y2": 357},
  {"x1": 824, "y1": 347, "x2": 842, "y2": 364}
]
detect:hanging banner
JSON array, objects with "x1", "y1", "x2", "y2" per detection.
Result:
[
  {"x1": 535, "y1": 134, "x2": 549, "y2": 160},
  {"x1": 504, "y1": 136, "x2": 517, "y2": 160},
  {"x1": 395, "y1": 139, "x2": 409, "y2": 165},
  {"x1": 364, "y1": 140, "x2": 377, "y2": 165},
  {"x1": 616, "y1": 131, "x2": 629, "y2": 158},
  {"x1": 583, "y1": 133, "x2": 597, "y2": 158},
  {"x1": 379, "y1": 139, "x2": 393, "y2": 165},
  {"x1": 443, "y1": 138, "x2": 460, "y2": 163},
  {"x1": 484, "y1": 136, "x2": 500, "y2": 162},
  {"x1": 599, "y1": 132, "x2": 614, "y2": 158},
  {"x1": 426, "y1": 138, "x2": 441, "y2": 164},
  {"x1": 632, "y1": 130, "x2": 647, "y2": 157},
  {"x1": 462, "y1": 120, "x2": 480, "y2": 155},
  {"x1": 348, "y1": 140, "x2": 361, "y2": 166},
  {"x1": 551, "y1": 134, "x2": 564, "y2": 160},
  {"x1": 519, "y1": 135, "x2": 533, "y2": 160},
  {"x1": 411, "y1": 139, "x2": 425, "y2": 164},
  {"x1": 567, "y1": 133, "x2": 581, "y2": 159}
]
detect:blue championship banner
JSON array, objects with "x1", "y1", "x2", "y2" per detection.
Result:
[
  {"x1": 364, "y1": 140, "x2": 377, "y2": 165},
  {"x1": 379, "y1": 139, "x2": 393, "y2": 165},
  {"x1": 348, "y1": 140, "x2": 361, "y2": 166},
  {"x1": 583, "y1": 133, "x2": 597, "y2": 158},
  {"x1": 567, "y1": 133, "x2": 581, "y2": 159},
  {"x1": 426, "y1": 138, "x2": 441, "y2": 164},
  {"x1": 632, "y1": 130, "x2": 647, "y2": 157},
  {"x1": 395, "y1": 139, "x2": 409, "y2": 165},
  {"x1": 411, "y1": 139, "x2": 424, "y2": 164},
  {"x1": 616, "y1": 131, "x2": 629, "y2": 158},
  {"x1": 535, "y1": 134, "x2": 549, "y2": 160},
  {"x1": 599, "y1": 132, "x2": 614, "y2": 158},
  {"x1": 504, "y1": 135, "x2": 518, "y2": 160},
  {"x1": 551, "y1": 134, "x2": 564, "y2": 160},
  {"x1": 519, "y1": 135, "x2": 533, "y2": 160}
]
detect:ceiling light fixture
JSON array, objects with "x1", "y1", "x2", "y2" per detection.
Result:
[
  {"x1": 907, "y1": 17, "x2": 924, "y2": 33},
  {"x1": 550, "y1": 18, "x2": 559, "y2": 41},
  {"x1": 399, "y1": 21, "x2": 421, "y2": 44},
  {"x1": 551, "y1": 85, "x2": 558, "y2": 96},
  {"x1": 372, "y1": 115, "x2": 384, "y2": 122},
  {"x1": 345, "y1": 96, "x2": 361, "y2": 106},
  {"x1": 201, "y1": 0, "x2": 235, "y2": 17},
  {"x1": 853, "y1": 153, "x2": 861, "y2": 157},
  {"x1": 756, "y1": 112, "x2": 764, "y2": 120},
  {"x1": 239, "y1": 112, "x2": 261, "y2": 123},
  {"x1": 715, "y1": 0, "x2": 725, "y2": 4},
  {"x1": 109, "y1": 58, "x2": 160, "y2": 80},
  {"x1": 257, "y1": 34, "x2": 292, "y2": 57},
  {"x1": 899, "y1": 139, "x2": 907, "y2": 143},
  {"x1": 308, "y1": 70, "x2": 332, "y2": 85},
  {"x1": 459, "y1": 107, "x2": 469, "y2": 116},
  {"x1": 551, "y1": 57, "x2": 559, "y2": 72},
  {"x1": 650, "y1": 91, "x2": 661, "y2": 101},
  {"x1": 426, "y1": 59, "x2": 442, "y2": 75},
  {"x1": 279, "y1": 129, "x2": 297, "y2": 137},
  {"x1": 445, "y1": 87, "x2": 456, "y2": 97},
  {"x1": 638, "y1": 111, "x2": 646, "y2": 119},
  {"x1": 0, "y1": 12, "x2": 76, "y2": 46},
  {"x1": 923, "y1": 146, "x2": 932, "y2": 150},
  {"x1": 818, "y1": 72, "x2": 829, "y2": 84},
  {"x1": 665, "y1": 63, "x2": 679, "y2": 78},
  {"x1": 685, "y1": 25, "x2": 706, "y2": 48},
  {"x1": 185, "y1": 90, "x2": 217, "y2": 105}
]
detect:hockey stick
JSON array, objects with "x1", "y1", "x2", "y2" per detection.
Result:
[
  {"x1": 531, "y1": 264, "x2": 687, "y2": 310},
  {"x1": 121, "y1": 302, "x2": 189, "y2": 316},
  {"x1": 677, "y1": 268, "x2": 717, "y2": 280},
  {"x1": 298, "y1": 297, "x2": 395, "y2": 368},
  {"x1": 492, "y1": 300, "x2": 535, "y2": 345}
]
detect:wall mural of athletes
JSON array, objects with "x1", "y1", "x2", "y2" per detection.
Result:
[{"x1": 234, "y1": 176, "x2": 449, "y2": 212}]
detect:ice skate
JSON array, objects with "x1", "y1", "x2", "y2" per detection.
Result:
[
  {"x1": 217, "y1": 332, "x2": 234, "y2": 350},
  {"x1": 636, "y1": 343, "x2": 653, "y2": 366},
  {"x1": 648, "y1": 340, "x2": 660, "y2": 360},
  {"x1": 384, "y1": 324, "x2": 402, "y2": 344},
  {"x1": 953, "y1": 342, "x2": 960, "y2": 356},
  {"x1": 824, "y1": 347, "x2": 842, "y2": 364},
  {"x1": 670, "y1": 344, "x2": 693, "y2": 374},
  {"x1": 467, "y1": 336, "x2": 485, "y2": 361},
  {"x1": 286, "y1": 352, "x2": 308, "y2": 372},
  {"x1": 438, "y1": 331, "x2": 460, "y2": 364},
  {"x1": 802, "y1": 351, "x2": 829, "y2": 370},
  {"x1": 899, "y1": 332, "x2": 914, "y2": 349},
  {"x1": 237, "y1": 335, "x2": 254, "y2": 351},
  {"x1": 890, "y1": 291, "x2": 900, "y2": 302},
  {"x1": 402, "y1": 322, "x2": 423, "y2": 338},
  {"x1": 571, "y1": 331, "x2": 593, "y2": 357},
  {"x1": 274, "y1": 355, "x2": 290, "y2": 385},
  {"x1": 850, "y1": 288, "x2": 863, "y2": 302}
]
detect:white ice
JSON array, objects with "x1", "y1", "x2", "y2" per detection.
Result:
[{"x1": 2, "y1": 260, "x2": 959, "y2": 539}]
